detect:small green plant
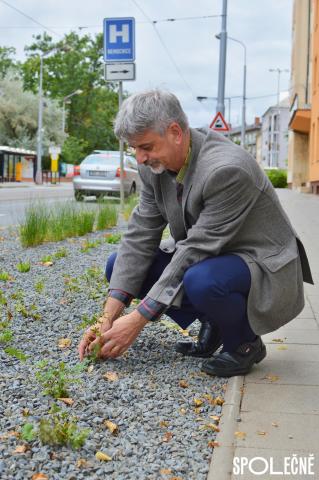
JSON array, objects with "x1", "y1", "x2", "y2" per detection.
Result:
[
  {"x1": 21, "y1": 423, "x2": 36, "y2": 442},
  {"x1": 123, "y1": 194, "x2": 139, "y2": 221},
  {"x1": 16, "y1": 261, "x2": 31, "y2": 273},
  {"x1": 96, "y1": 203, "x2": 118, "y2": 230},
  {"x1": 77, "y1": 313, "x2": 99, "y2": 330},
  {"x1": 40, "y1": 254, "x2": 54, "y2": 263},
  {"x1": 0, "y1": 328, "x2": 13, "y2": 344},
  {"x1": 80, "y1": 239, "x2": 102, "y2": 253},
  {"x1": 35, "y1": 361, "x2": 85, "y2": 398},
  {"x1": 34, "y1": 279, "x2": 45, "y2": 293},
  {"x1": 20, "y1": 203, "x2": 49, "y2": 247},
  {"x1": 4, "y1": 347, "x2": 28, "y2": 361},
  {"x1": 104, "y1": 233, "x2": 122, "y2": 244},
  {"x1": 22, "y1": 404, "x2": 90, "y2": 449},
  {"x1": 0, "y1": 271, "x2": 10, "y2": 281},
  {"x1": 53, "y1": 248, "x2": 68, "y2": 259},
  {"x1": 15, "y1": 302, "x2": 41, "y2": 320},
  {"x1": 63, "y1": 276, "x2": 81, "y2": 294},
  {"x1": 11, "y1": 290, "x2": 24, "y2": 301}
]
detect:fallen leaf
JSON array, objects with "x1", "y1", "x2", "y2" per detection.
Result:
[
  {"x1": 76, "y1": 458, "x2": 90, "y2": 468},
  {"x1": 160, "y1": 468, "x2": 172, "y2": 475},
  {"x1": 271, "y1": 422, "x2": 279, "y2": 427},
  {"x1": 277, "y1": 345, "x2": 288, "y2": 350},
  {"x1": 203, "y1": 394, "x2": 214, "y2": 402},
  {"x1": 193, "y1": 398, "x2": 203, "y2": 407},
  {"x1": 179, "y1": 329, "x2": 189, "y2": 336},
  {"x1": 214, "y1": 396, "x2": 225, "y2": 406},
  {"x1": 41, "y1": 261, "x2": 53, "y2": 267},
  {"x1": 179, "y1": 380, "x2": 189, "y2": 388},
  {"x1": 257, "y1": 431, "x2": 267, "y2": 436},
  {"x1": 234, "y1": 431, "x2": 246, "y2": 439},
  {"x1": 87, "y1": 365, "x2": 94, "y2": 373},
  {"x1": 208, "y1": 441, "x2": 220, "y2": 448},
  {"x1": 199, "y1": 423, "x2": 220, "y2": 432},
  {"x1": 104, "y1": 420, "x2": 118, "y2": 435},
  {"x1": 264, "y1": 374, "x2": 280, "y2": 382},
  {"x1": 57, "y1": 397, "x2": 74, "y2": 406},
  {"x1": 58, "y1": 337, "x2": 71, "y2": 349},
  {"x1": 194, "y1": 407, "x2": 202, "y2": 414},
  {"x1": 32, "y1": 475, "x2": 48, "y2": 480},
  {"x1": 160, "y1": 420, "x2": 169, "y2": 428},
  {"x1": 162, "y1": 432, "x2": 173, "y2": 442},
  {"x1": 209, "y1": 415, "x2": 220, "y2": 422},
  {"x1": 272, "y1": 338, "x2": 284, "y2": 343},
  {"x1": 179, "y1": 408, "x2": 186, "y2": 415},
  {"x1": 22, "y1": 408, "x2": 30, "y2": 417},
  {"x1": 103, "y1": 371, "x2": 119, "y2": 381},
  {"x1": 95, "y1": 451, "x2": 112, "y2": 462},
  {"x1": 13, "y1": 445, "x2": 28, "y2": 454},
  {"x1": 0, "y1": 430, "x2": 20, "y2": 440}
]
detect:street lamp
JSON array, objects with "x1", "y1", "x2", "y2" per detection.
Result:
[
  {"x1": 216, "y1": 34, "x2": 247, "y2": 147},
  {"x1": 62, "y1": 89, "x2": 83, "y2": 133},
  {"x1": 35, "y1": 45, "x2": 71, "y2": 185}
]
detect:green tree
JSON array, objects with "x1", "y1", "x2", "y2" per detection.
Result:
[
  {"x1": 0, "y1": 46, "x2": 18, "y2": 79},
  {"x1": 21, "y1": 32, "x2": 120, "y2": 155},
  {"x1": 0, "y1": 72, "x2": 65, "y2": 151}
]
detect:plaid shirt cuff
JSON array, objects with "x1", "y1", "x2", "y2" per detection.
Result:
[
  {"x1": 108, "y1": 289, "x2": 134, "y2": 307},
  {"x1": 137, "y1": 296, "x2": 167, "y2": 322}
]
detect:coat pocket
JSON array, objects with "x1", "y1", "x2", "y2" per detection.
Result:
[{"x1": 261, "y1": 247, "x2": 298, "y2": 273}]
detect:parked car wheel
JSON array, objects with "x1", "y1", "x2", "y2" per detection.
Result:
[
  {"x1": 74, "y1": 191, "x2": 84, "y2": 201},
  {"x1": 129, "y1": 182, "x2": 136, "y2": 196}
]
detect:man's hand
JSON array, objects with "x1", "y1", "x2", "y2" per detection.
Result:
[
  {"x1": 89, "y1": 310, "x2": 148, "y2": 359},
  {"x1": 78, "y1": 313, "x2": 112, "y2": 361}
]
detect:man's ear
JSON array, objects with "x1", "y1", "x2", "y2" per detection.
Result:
[{"x1": 167, "y1": 122, "x2": 183, "y2": 145}]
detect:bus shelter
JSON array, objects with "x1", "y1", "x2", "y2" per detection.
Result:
[{"x1": 0, "y1": 146, "x2": 36, "y2": 182}]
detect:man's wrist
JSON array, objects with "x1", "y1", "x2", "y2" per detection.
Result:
[{"x1": 131, "y1": 309, "x2": 149, "y2": 327}]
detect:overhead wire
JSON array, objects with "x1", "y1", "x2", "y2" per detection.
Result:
[
  {"x1": 130, "y1": 0, "x2": 209, "y2": 109},
  {"x1": 0, "y1": 0, "x2": 63, "y2": 38}
]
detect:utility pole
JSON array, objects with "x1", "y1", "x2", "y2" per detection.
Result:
[
  {"x1": 216, "y1": 0, "x2": 228, "y2": 115},
  {"x1": 118, "y1": 81, "x2": 125, "y2": 211}
]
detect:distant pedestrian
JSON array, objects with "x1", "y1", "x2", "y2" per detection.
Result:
[{"x1": 79, "y1": 89, "x2": 313, "y2": 377}]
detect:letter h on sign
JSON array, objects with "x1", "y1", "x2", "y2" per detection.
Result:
[{"x1": 103, "y1": 17, "x2": 135, "y2": 62}]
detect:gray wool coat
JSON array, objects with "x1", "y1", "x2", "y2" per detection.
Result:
[{"x1": 109, "y1": 128, "x2": 313, "y2": 335}]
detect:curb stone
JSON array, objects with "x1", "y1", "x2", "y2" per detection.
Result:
[{"x1": 207, "y1": 375, "x2": 244, "y2": 480}]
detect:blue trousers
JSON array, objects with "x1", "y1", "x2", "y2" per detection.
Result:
[{"x1": 106, "y1": 249, "x2": 256, "y2": 352}]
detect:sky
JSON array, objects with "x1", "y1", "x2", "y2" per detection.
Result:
[{"x1": 0, "y1": 0, "x2": 293, "y2": 128}]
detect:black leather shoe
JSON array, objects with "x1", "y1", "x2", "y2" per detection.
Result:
[
  {"x1": 201, "y1": 336, "x2": 266, "y2": 377},
  {"x1": 175, "y1": 320, "x2": 222, "y2": 358}
]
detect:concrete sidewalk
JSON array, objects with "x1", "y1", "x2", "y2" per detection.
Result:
[
  {"x1": 0, "y1": 181, "x2": 73, "y2": 188},
  {"x1": 208, "y1": 189, "x2": 319, "y2": 480}
]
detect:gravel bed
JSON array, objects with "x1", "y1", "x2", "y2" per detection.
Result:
[{"x1": 0, "y1": 224, "x2": 227, "y2": 480}]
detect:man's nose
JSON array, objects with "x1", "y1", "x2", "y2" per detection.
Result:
[{"x1": 136, "y1": 149, "x2": 148, "y2": 164}]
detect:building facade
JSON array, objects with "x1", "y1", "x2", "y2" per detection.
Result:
[
  {"x1": 309, "y1": 0, "x2": 319, "y2": 193},
  {"x1": 288, "y1": 0, "x2": 312, "y2": 190},
  {"x1": 229, "y1": 118, "x2": 262, "y2": 163},
  {"x1": 261, "y1": 99, "x2": 290, "y2": 169}
]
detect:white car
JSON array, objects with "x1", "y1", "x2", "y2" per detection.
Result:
[{"x1": 73, "y1": 151, "x2": 141, "y2": 201}]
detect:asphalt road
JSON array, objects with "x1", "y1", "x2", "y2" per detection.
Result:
[{"x1": 0, "y1": 184, "x2": 75, "y2": 227}]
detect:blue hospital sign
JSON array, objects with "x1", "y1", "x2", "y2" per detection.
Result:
[{"x1": 103, "y1": 17, "x2": 135, "y2": 62}]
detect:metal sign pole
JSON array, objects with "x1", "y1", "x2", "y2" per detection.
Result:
[{"x1": 119, "y1": 80, "x2": 125, "y2": 211}]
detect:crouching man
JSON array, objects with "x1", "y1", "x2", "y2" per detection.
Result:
[{"x1": 78, "y1": 89, "x2": 313, "y2": 377}]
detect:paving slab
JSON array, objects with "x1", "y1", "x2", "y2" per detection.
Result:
[
  {"x1": 259, "y1": 343, "x2": 319, "y2": 362},
  {"x1": 269, "y1": 317, "x2": 318, "y2": 330},
  {"x1": 233, "y1": 411, "x2": 319, "y2": 451},
  {"x1": 263, "y1": 328, "x2": 319, "y2": 344},
  {"x1": 241, "y1": 383, "x2": 319, "y2": 414},
  {"x1": 245, "y1": 358, "x2": 319, "y2": 385}
]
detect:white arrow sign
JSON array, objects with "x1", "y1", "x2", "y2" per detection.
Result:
[{"x1": 104, "y1": 62, "x2": 136, "y2": 81}]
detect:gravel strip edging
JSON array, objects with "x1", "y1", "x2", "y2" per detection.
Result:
[{"x1": 207, "y1": 375, "x2": 244, "y2": 480}]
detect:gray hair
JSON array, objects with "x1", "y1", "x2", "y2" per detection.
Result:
[{"x1": 114, "y1": 89, "x2": 189, "y2": 140}]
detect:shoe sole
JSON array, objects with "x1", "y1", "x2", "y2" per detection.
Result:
[{"x1": 201, "y1": 346, "x2": 267, "y2": 377}]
